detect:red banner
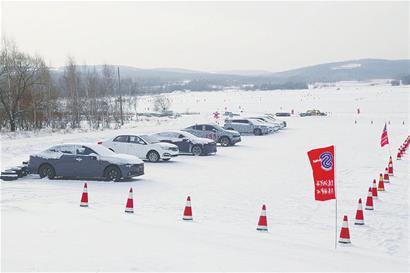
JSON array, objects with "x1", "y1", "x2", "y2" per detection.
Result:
[{"x1": 307, "y1": 146, "x2": 336, "y2": 201}]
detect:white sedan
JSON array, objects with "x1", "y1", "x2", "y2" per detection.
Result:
[{"x1": 99, "y1": 134, "x2": 179, "y2": 162}]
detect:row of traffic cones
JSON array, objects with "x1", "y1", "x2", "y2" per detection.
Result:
[
  {"x1": 80, "y1": 184, "x2": 136, "y2": 213},
  {"x1": 354, "y1": 120, "x2": 406, "y2": 125},
  {"x1": 80, "y1": 185, "x2": 269, "y2": 231},
  {"x1": 397, "y1": 135, "x2": 409, "y2": 160},
  {"x1": 339, "y1": 156, "x2": 394, "y2": 244}
]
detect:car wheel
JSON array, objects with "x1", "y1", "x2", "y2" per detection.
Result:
[
  {"x1": 254, "y1": 128, "x2": 262, "y2": 136},
  {"x1": 38, "y1": 164, "x2": 55, "y2": 179},
  {"x1": 147, "y1": 150, "x2": 160, "y2": 162},
  {"x1": 219, "y1": 136, "x2": 231, "y2": 147},
  {"x1": 191, "y1": 145, "x2": 203, "y2": 156},
  {"x1": 104, "y1": 166, "x2": 121, "y2": 182}
]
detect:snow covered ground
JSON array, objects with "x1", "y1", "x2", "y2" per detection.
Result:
[{"x1": 1, "y1": 82, "x2": 409, "y2": 271}]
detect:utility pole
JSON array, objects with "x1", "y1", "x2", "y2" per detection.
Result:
[{"x1": 117, "y1": 66, "x2": 124, "y2": 126}]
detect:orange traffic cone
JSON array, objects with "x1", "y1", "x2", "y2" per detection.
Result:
[
  {"x1": 338, "y1": 215, "x2": 351, "y2": 244},
  {"x1": 125, "y1": 188, "x2": 134, "y2": 213},
  {"x1": 388, "y1": 157, "x2": 394, "y2": 176},
  {"x1": 365, "y1": 187, "x2": 374, "y2": 210},
  {"x1": 372, "y1": 179, "x2": 378, "y2": 199},
  {"x1": 378, "y1": 173, "x2": 385, "y2": 191},
  {"x1": 183, "y1": 196, "x2": 193, "y2": 221},
  {"x1": 355, "y1": 198, "x2": 364, "y2": 225},
  {"x1": 397, "y1": 151, "x2": 402, "y2": 160},
  {"x1": 257, "y1": 204, "x2": 268, "y2": 231},
  {"x1": 383, "y1": 168, "x2": 390, "y2": 183},
  {"x1": 80, "y1": 183, "x2": 88, "y2": 207}
]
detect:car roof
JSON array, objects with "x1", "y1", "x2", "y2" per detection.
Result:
[
  {"x1": 155, "y1": 130, "x2": 185, "y2": 134},
  {"x1": 53, "y1": 143, "x2": 96, "y2": 147}
]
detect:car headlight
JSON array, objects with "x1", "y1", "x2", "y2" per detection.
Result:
[{"x1": 125, "y1": 164, "x2": 132, "y2": 168}]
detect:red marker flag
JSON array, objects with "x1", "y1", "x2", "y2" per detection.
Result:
[
  {"x1": 307, "y1": 146, "x2": 336, "y2": 201},
  {"x1": 380, "y1": 123, "x2": 389, "y2": 147}
]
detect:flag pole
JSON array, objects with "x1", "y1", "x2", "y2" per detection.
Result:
[
  {"x1": 387, "y1": 122, "x2": 392, "y2": 158},
  {"x1": 334, "y1": 145, "x2": 338, "y2": 249}
]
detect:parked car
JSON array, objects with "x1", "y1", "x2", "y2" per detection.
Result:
[
  {"x1": 254, "y1": 114, "x2": 287, "y2": 128},
  {"x1": 183, "y1": 124, "x2": 241, "y2": 146},
  {"x1": 152, "y1": 130, "x2": 217, "y2": 156},
  {"x1": 247, "y1": 115, "x2": 285, "y2": 130},
  {"x1": 99, "y1": 134, "x2": 179, "y2": 162},
  {"x1": 223, "y1": 111, "x2": 240, "y2": 118},
  {"x1": 299, "y1": 110, "x2": 327, "y2": 117},
  {"x1": 248, "y1": 117, "x2": 281, "y2": 132},
  {"x1": 223, "y1": 118, "x2": 272, "y2": 135},
  {"x1": 28, "y1": 143, "x2": 144, "y2": 181}
]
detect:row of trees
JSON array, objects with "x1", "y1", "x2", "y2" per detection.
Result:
[{"x1": 0, "y1": 39, "x2": 145, "y2": 132}]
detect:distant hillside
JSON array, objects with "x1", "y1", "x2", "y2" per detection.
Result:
[
  {"x1": 51, "y1": 59, "x2": 409, "y2": 95},
  {"x1": 271, "y1": 59, "x2": 410, "y2": 82}
]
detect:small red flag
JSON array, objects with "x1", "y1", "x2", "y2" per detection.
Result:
[
  {"x1": 380, "y1": 123, "x2": 389, "y2": 147},
  {"x1": 307, "y1": 146, "x2": 336, "y2": 201}
]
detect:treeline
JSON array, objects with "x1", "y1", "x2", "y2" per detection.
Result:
[
  {"x1": 0, "y1": 38, "x2": 310, "y2": 132},
  {"x1": 0, "y1": 39, "x2": 139, "y2": 132}
]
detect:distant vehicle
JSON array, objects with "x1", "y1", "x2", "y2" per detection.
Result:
[
  {"x1": 152, "y1": 130, "x2": 217, "y2": 156},
  {"x1": 275, "y1": 112, "x2": 291, "y2": 117},
  {"x1": 99, "y1": 134, "x2": 179, "y2": 162},
  {"x1": 262, "y1": 114, "x2": 287, "y2": 128},
  {"x1": 223, "y1": 111, "x2": 240, "y2": 118},
  {"x1": 247, "y1": 115, "x2": 286, "y2": 129},
  {"x1": 223, "y1": 118, "x2": 272, "y2": 135},
  {"x1": 28, "y1": 143, "x2": 144, "y2": 181},
  {"x1": 299, "y1": 110, "x2": 327, "y2": 117},
  {"x1": 183, "y1": 124, "x2": 241, "y2": 146}
]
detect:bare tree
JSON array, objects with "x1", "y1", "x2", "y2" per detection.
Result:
[
  {"x1": 0, "y1": 38, "x2": 47, "y2": 131},
  {"x1": 60, "y1": 56, "x2": 81, "y2": 128},
  {"x1": 153, "y1": 95, "x2": 172, "y2": 113}
]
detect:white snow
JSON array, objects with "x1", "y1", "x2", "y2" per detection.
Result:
[
  {"x1": 331, "y1": 63, "x2": 362, "y2": 70},
  {"x1": 1, "y1": 83, "x2": 409, "y2": 271}
]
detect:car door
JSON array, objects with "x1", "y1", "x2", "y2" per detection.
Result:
[
  {"x1": 128, "y1": 135, "x2": 148, "y2": 159},
  {"x1": 111, "y1": 135, "x2": 129, "y2": 153},
  {"x1": 176, "y1": 133, "x2": 192, "y2": 153},
  {"x1": 54, "y1": 145, "x2": 78, "y2": 177},
  {"x1": 74, "y1": 145, "x2": 103, "y2": 178},
  {"x1": 230, "y1": 120, "x2": 245, "y2": 133},
  {"x1": 186, "y1": 125, "x2": 202, "y2": 138},
  {"x1": 204, "y1": 125, "x2": 218, "y2": 140}
]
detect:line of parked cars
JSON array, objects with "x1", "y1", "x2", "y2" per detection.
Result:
[{"x1": 26, "y1": 114, "x2": 286, "y2": 182}]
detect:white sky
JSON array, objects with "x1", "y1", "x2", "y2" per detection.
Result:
[{"x1": 1, "y1": 1, "x2": 409, "y2": 72}]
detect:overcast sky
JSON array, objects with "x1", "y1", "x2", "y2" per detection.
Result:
[{"x1": 1, "y1": 1, "x2": 409, "y2": 72}]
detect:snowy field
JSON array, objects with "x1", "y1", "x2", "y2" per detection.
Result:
[{"x1": 1, "y1": 82, "x2": 409, "y2": 271}]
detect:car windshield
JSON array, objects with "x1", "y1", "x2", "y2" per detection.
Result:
[{"x1": 140, "y1": 135, "x2": 160, "y2": 144}]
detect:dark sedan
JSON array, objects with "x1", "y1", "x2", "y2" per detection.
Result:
[
  {"x1": 28, "y1": 143, "x2": 144, "y2": 181},
  {"x1": 152, "y1": 131, "x2": 217, "y2": 156}
]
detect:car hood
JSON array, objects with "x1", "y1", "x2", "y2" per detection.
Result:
[
  {"x1": 101, "y1": 153, "x2": 144, "y2": 165},
  {"x1": 222, "y1": 128, "x2": 240, "y2": 135},
  {"x1": 191, "y1": 137, "x2": 215, "y2": 144},
  {"x1": 157, "y1": 142, "x2": 178, "y2": 149}
]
